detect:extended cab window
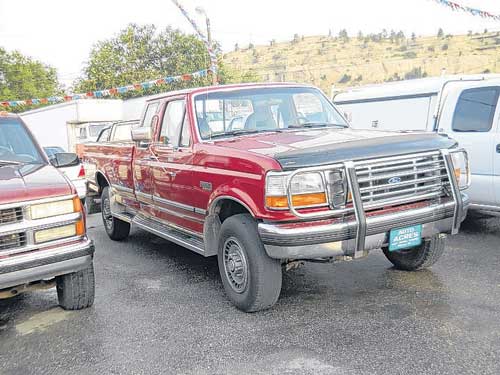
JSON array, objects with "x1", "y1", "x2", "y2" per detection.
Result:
[
  {"x1": 142, "y1": 102, "x2": 160, "y2": 128},
  {"x1": 112, "y1": 124, "x2": 133, "y2": 142},
  {"x1": 452, "y1": 87, "x2": 500, "y2": 132},
  {"x1": 159, "y1": 100, "x2": 187, "y2": 147}
]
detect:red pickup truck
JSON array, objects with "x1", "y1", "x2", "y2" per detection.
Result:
[
  {"x1": 82, "y1": 83, "x2": 469, "y2": 312},
  {"x1": 0, "y1": 112, "x2": 94, "y2": 309}
]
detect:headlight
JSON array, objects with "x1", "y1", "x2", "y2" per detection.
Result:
[
  {"x1": 30, "y1": 197, "x2": 80, "y2": 220},
  {"x1": 265, "y1": 172, "x2": 327, "y2": 209},
  {"x1": 34, "y1": 224, "x2": 77, "y2": 244},
  {"x1": 450, "y1": 150, "x2": 470, "y2": 190}
]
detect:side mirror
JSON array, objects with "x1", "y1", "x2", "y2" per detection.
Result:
[
  {"x1": 50, "y1": 152, "x2": 80, "y2": 168},
  {"x1": 131, "y1": 127, "x2": 152, "y2": 142},
  {"x1": 131, "y1": 115, "x2": 159, "y2": 142}
]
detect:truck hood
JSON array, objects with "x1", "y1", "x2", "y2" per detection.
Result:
[
  {"x1": 0, "y1": 163, "x2": 73, "y2": 206},
  {"x1": 213, "y1": 128, "x2": 456, "y2": 170}
]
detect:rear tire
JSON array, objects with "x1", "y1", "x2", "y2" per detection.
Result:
[
  {"x1": 217, "y1": 214, "x2": 282, "y2": 312},
  {"x1": 101, "y1": 186, "x2": 130, "y2": 241},
  {"x1": 382, "y1": 234, "x2": 446, "y2": 271},
  {"x1": 56, "y1": 262, "x2": 95, "y2": 310}
]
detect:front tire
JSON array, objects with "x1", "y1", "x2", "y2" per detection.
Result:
[
  {"x1": 56, "y1": 262, "x2": 95, "y2": 310},
  {"x1": 217, "y1": 214, "x2": 282, "y2": 312},
  {"x1": 382, "y1": 234, "x2": 446, "y2": 271},
  {"x1": 101, "y1": 186, "x2": 130, "y2": 241}
]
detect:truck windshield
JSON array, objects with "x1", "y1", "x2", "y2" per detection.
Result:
[
  {"x1": 194, "y1": 87, "x2": 348, "y2": 140},
  {"x1": 0, "y1": 118, "x2": 44, "y2": 164}
]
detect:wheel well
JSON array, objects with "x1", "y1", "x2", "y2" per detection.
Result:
[
  {"x1": 96, "y1": 172, "x2": 109, "y2": 194},
  {"x1": 213, "y1": 199, "x2": 252, "y2": 223}
]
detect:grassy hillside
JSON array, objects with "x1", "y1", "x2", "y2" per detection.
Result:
[{"x1": 223, "y1": 31, "x2": 500, "y2": 94}]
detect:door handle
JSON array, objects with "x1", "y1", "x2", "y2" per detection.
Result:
[
  {"x1": 497, "y1": 144, "x2": 500, "y2": 153},
  {"x1": 166, "y1": 171, "x2": 177, "y2": 177}
]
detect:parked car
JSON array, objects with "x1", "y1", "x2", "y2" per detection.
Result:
[
  {"x1": 43, "y1": 146, "x2": 87, "y2": 204},
  {"x1": 0, "y1": 112, "x2": 95, "y2": 309},
  {"x1": 333, "y1": 74, "x2": 500, "y2": 217},
  {"x1": 81, "y1": 83, "x2": 469, "y2": 312}
]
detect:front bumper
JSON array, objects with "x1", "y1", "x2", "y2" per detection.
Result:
[
  {"x1": 258, "y1": 194, "x2": 469, "y2": 260},
  {"x1": 0, "y1": 238, "x2": 94, "y2": 290}
]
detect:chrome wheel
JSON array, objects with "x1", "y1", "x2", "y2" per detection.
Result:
[
  {"x1": 102, "y1": 196, "x2": 113, "y2": 230},
  {"x1": 222, "y1": 237, "x2": 249, "y2": 293}
]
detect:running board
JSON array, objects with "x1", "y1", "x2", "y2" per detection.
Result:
[{"x1": 133, "y1": 215, "x2": 205, "y2": 256}]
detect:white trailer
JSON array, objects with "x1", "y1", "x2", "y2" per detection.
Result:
[
  {"x1": 20, "y1": 99, "x2": 123, "y2": 153},
  {"x1": 333, "y1": 74, "x2": 500, "y2": 216}
]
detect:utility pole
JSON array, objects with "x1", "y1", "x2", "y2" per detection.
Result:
[{"x1": 196, "y1": 7, "x2": 217, "y2": 85}]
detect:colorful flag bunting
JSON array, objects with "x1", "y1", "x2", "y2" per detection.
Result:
[
  {"x1": 0, "y1": 69, "x2": 210, "y2": 109},
  {"x1": 429, "y1": 0, "x2": 500, "y2": 21}
]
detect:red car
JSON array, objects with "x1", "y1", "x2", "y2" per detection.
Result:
[
  {"x1": 0, "y1": 112, "x2": 94, "y2": 309},
  {"x1": 82, "y1": 83, "x2": 469, "y2": 312}
]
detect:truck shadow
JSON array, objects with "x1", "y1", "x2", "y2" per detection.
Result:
[{"x1": 460, "y1": 214, "x2": 500, "y2": 235}]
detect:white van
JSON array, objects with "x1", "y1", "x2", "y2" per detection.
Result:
[{"x1": 333, "y1": 74, "x2": 500, "y2": 216}]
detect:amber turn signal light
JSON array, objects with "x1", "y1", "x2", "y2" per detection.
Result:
[{"x1": 266, "y1": 192, "x2": 327, "y2": 209}]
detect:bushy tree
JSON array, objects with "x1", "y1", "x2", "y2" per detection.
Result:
[
  {"x1": 437, "y1": 28, "x2": 444, "y2": 38},
  {"x1": 0, "y1": 48, "x2": 61, "y2": 112},
  {"x1": 338, "y1": 29, "x2": 349, "y2": 42},
  {"x1": 74, "y1": 24, "x2": 256, "y2": 97}
]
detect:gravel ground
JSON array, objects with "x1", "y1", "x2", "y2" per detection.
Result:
[{"x1": 1, "y1": 213, "x2": 499, "y2": 375}]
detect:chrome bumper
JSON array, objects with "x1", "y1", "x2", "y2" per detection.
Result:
[
  {"x1": 0, "y1": 239, "x2": 94, "y2": 290},
  {"x1": 259, "y1": 195, "x2": 468, "y2": 260},
  {"x1": 259, "y1": 149, "x2": 468, "y2": 260}
]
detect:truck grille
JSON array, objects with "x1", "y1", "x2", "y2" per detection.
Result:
[
  {"x1": 0, "y1": 207, "x2": 23, "y2": 225},
  {"x1": 356, "y1": 152, "x2": 449, "y2": 208},
  {"x1": 0, "y1": 232, "x2": 27, "y2": 252}
]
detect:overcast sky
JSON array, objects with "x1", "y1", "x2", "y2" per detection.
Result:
[{"x1": 1, "y1": 0, "x2": 499, "y2": 88}]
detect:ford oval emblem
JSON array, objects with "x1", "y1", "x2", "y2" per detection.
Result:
[{"x1": 388, "y1": 176, "x2": 402, "y2": 184}]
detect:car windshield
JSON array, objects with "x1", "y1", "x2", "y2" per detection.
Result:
[
  {"x1": 194, "y1": 86, "x2": 348, "y2": 139},
  {"x1": 0, "y1": 117, "x2": 44, "y2": 164}
]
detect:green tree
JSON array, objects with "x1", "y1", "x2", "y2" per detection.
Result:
[
  {"x1": 74, "y1": 24, "x2": 255, "y2": 97},
  {"x1": 437, "y1": 28, "x2": 444, "y2": 38},
  {"x1": 0, "y1": 48, "x2": 61, "y2": 112}
]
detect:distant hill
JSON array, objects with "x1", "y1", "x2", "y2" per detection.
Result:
[{"x1": 223, "y1": 31, "x2": 500, "y2": 94}]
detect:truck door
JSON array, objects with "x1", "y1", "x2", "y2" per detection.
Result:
[
  {"x1": 133, "y1": 101, "x2": 160, "y2": 215},
  {"x1": 150, "y1": 98, "x2": 201, "y2": 234},
  {"x1": 446, "y1": 86, "x2": 500, "y2": 207}
]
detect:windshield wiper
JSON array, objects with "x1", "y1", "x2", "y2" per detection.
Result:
[
  {"x1": 288, "y1": 122, "x2": 348, "y2": 129},
  {"x1": 209, "y1": 128, "x2": 283, "y2": 139},
  {"x1": 0, "y1": 160, "x2": 22, "y2": 166}
]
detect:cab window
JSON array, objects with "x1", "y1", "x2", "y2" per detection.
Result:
[
  {"x1": 112, "y1": 123, "x2": 133, "y2": 142},
  {"x1": 142, "y1": 102, "x2": 160, "y2": 128},
  {"x1": 452, "y1": 87, "x2": 500, "y2": 132},
  {"x1": 159, "y1": 100, "x2": 187, "y2": 147}
]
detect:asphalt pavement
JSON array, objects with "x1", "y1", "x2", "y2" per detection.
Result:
[{"x1": 1, "y1": 213, "x2": 499, "y2": 375}]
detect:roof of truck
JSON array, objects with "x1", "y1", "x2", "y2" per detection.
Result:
[
  {"x1": 144, "y1": 82, "x2": 315, "y2": 103},
  {"x1": 333, "y1": 74, "x2": 500, "y2": 103}
]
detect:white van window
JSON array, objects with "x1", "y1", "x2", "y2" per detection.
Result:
[{"x1": 452, "y1": 87, "x2": 500, "y2": 132}]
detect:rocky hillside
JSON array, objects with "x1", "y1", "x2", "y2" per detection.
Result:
[{"x1": 223, "y1": 31, "x2": 500, "y2": 94}]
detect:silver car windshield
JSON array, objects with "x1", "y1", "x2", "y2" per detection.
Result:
[{"x1": 194, "y1": 87, "x2": 348, "y2": 140}]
